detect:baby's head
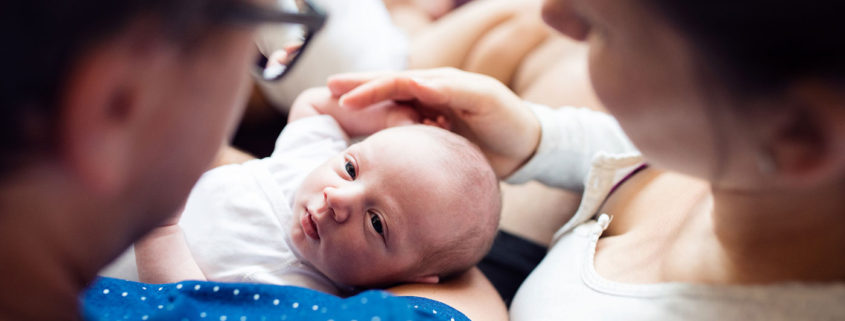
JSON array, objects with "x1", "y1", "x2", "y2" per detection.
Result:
[{"x1": 291, "y1": 125, "x2": 501, "y2": 288}]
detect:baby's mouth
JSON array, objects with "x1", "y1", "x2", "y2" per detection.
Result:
[{"x1": 301, "y1": 208, "x2": 321, "y2": 240}]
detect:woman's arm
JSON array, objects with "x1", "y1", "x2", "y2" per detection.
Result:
[
  {"x1": 503, "y1": 103, "x2": 637, "y2": 190},
  {"x1": 411, "y1": 0, "x2": 550, "y2": 87},
  {"x1": 388, "y1": 268, "x2": 508, "y2": 321},
  {"x1": 328, "y1": 68, "x2": 636, "y2": 189},
  {"x1": 329, "y1": 68, "x2": 538, "y2": 178}
]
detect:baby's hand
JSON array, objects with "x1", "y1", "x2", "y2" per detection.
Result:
[
  {"x1": 385, "y1": 104, "x2": 424, "y2": 127},
  {"x1": 288, "y1": 87, "x2": 337, "y2": 121},
  {"x1": 289, "y1": 87, "x2": 423, "y2": 137},
  {"x1": 421, "y1": 114, "x2": 451, "y2": 130}
]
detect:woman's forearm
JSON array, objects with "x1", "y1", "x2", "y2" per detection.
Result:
[{"x1": 506, "y1": 103, "x2": 638, "y2": 190}]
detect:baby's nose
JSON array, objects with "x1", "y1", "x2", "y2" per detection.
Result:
[{"x1": 323, "y1": 186, "x2": 364, "y2": 223}]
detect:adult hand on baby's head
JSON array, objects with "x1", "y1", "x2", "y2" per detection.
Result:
[
  {"x1": 290, "y1": 87, "x2": 424, "y2": 137},
  {"x1": 327, "y1": 68, "x2": 539, "y2": 178}
]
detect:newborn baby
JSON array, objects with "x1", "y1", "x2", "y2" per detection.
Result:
[{"x1": 135, "y1": 88, "x2": 501, "y2": 295}]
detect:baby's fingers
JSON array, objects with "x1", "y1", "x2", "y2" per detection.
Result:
[
  {"x1": 385, "y1": 104, "x2": 422, "y2": 127},
  {"x1": 435, "y1": 115, "x2": 452, "y2": 131},
  {"x1": 420, "y1": 115, "x2": 452, "y2": 131}
]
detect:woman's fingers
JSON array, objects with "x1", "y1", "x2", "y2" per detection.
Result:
[
  {"x1": 327, "y1": 68, "x2": 540, "y2": 178},
  {"x1": 338, "y1": 76, "x2": 419, "y2": 108},
  {"x1": 328, "y1": 68, "x2": 455, "y2": 100},
  {"x1": 327, "y1": 71, "x2": 395, "y2": 97},
  {"x1": 336, "y1": 75, "x2": 456, "y2": 113}
]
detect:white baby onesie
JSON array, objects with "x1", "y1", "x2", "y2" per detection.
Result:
[
  {"x1": 178, "y1": 115, "x2": 349, "y2": 295},
  {"x1": 89, "y1": 116, "x2": 352, "y2": 294}
]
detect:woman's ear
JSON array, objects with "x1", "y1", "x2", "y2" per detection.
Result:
[
  {"x1": 767, "y1": 81, "x2": 845, "y2": 187},
  {"x1": 408, "y1": 274, "x2": 440, "y2": 284}
]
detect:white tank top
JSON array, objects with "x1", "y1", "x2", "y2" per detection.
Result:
[{"x1": 509, "y1": 154, "x2": 845, "y2": 321}]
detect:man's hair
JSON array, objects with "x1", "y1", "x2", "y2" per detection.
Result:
[
  {"x1": 0, "y1": 0, "x2": 223, "y2": 178},
  {"x1": 408, "y1": 126, "x2": 501, "y2": 280}
]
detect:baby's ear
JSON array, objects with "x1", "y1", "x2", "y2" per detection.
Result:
[{"x1": 409, "y1": 275, "x2": 440, "y2": 284}]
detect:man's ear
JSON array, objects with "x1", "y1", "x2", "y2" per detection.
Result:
[
  {"x1": 408, "y1": 274, "x2": 440, "y2": 284},
  {"x1": 768, "y1": 81, "x2": 845, "y2": 187},
  {"x1": 59, "y1": 22, "x2": 165, "y2": 196}
]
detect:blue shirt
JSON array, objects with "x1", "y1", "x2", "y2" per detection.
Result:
[{"x1": 81, "y1": 278, "x2": 469, "y2": 321}]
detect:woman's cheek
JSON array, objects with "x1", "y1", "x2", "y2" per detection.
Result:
[{"x1": 587, "y1": 41, "x2": 621, "y2": 110}]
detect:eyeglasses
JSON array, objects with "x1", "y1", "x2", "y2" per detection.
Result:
[{"x1": 217, "y1": 0, "x2": 327, "y2": 81}]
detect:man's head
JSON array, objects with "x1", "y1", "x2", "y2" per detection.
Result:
[
  {"x1": 0, "y1": 1, "x2": 261, "y2": 318},
  {"x1": 1, "y1": 0, "x2": 266, "y2": 231},
  {"x1": 291, "y1": 125, "x2": 501, "y2": 288}
]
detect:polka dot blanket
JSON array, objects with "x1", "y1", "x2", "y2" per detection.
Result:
[{"x1": 81, "y1": 277, "x2": 469, "y2": 321}]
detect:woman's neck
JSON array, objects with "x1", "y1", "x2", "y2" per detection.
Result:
[{"x1": 710, "y1": 183, "x2": 845, "y2": 283}]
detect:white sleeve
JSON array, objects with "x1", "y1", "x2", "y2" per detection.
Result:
[
  {"x1": 263, "y1": 115, "x2": 349, "y2": 194},
  {"x1": 505, "y1": 103, "x2": 638, "y2": 191},
  {"x1": 271, "y1": 115, "x2": 349, "y2": 161},
  {"x1": 179, "y1": 164, "x2": 290, "y2": 282}
]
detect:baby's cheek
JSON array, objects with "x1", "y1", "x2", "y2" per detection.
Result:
[{"x1": 326, "y1": 248, "x2": 377, "y2": 284}]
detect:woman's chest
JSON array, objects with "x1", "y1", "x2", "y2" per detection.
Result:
[{"x1": 592, "y1": 169, "x2": 714, "y2": 283}]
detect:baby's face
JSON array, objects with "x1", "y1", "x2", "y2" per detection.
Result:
[{"x1": 290, "y1": 127, "x2": 468, "y2": 287}]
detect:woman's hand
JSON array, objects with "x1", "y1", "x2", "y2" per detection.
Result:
[
  {"x1": 289, "y1": 87, "x2": 423, "y2": 137},
  {"x1": 328, "y1": 68, "x2": 541, "y2": 178}
]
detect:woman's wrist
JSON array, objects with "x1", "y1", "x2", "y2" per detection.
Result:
[
  {"x1": 511, "y1": 100, "x2": 543, "y2": 173},
  {"x1": 487, "y1": 99, "x2": 542, "y2": 178}
]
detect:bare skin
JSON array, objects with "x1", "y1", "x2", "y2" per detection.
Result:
[
  {"x1": 397, "y1": 0, "x2": 845, "y2": 287},
  {"x1": 139, "y1": 90, "x2": 507, "y2": 321},
  {"x1": 407, "y1": 0, "x2": 600, "y2": 109},
  {"x1": 203, "y1": 145, "x2": 508, "y2": 320},
  {"x1": 328, "y1": 54, "x2": 844, "y2": 321},
  {"x1": 0, "y1": 6, "x2": 508, "y2": 321},
  {"x1": 399, "y1": 0, "x2": 600, "y2": 246},
  {"x1": 0, "y1": 17, "x2": 257, "y2": 320}
]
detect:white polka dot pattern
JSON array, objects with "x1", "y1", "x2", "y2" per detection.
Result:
[{"x1": 84, "y1": 279, "x2": 467, "y2": 321}]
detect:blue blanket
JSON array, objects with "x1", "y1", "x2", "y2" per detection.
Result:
[{"x1": 81, "y1": 277, "x2": 469, "y2": 321}]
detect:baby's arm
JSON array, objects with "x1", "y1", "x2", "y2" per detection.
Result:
[
  {"x1": 288, "y1": 87, "x2": 421, "y2": 137},
  {"x1": 135, "y1": 211, "x2": 206, "y2": 284}
]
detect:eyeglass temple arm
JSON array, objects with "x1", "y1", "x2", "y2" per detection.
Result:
[{"x1": 215, "y1": 1, "x2": 327, "y2": 31}]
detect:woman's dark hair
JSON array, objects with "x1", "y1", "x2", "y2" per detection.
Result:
[
  {"x1": 0, "y1": 0, "x2": 224, "y2": 177},
  {"x1": 648, "y1": 1, "x2": 845, "y2": 95}
]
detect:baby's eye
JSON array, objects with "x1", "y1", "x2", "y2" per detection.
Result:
[
  {"x1": 344, "y1": 161, "x2": 356, "y2": 179},
  {"x1": 370, "y1": 212, "x2": 384, "y2": 235}
]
